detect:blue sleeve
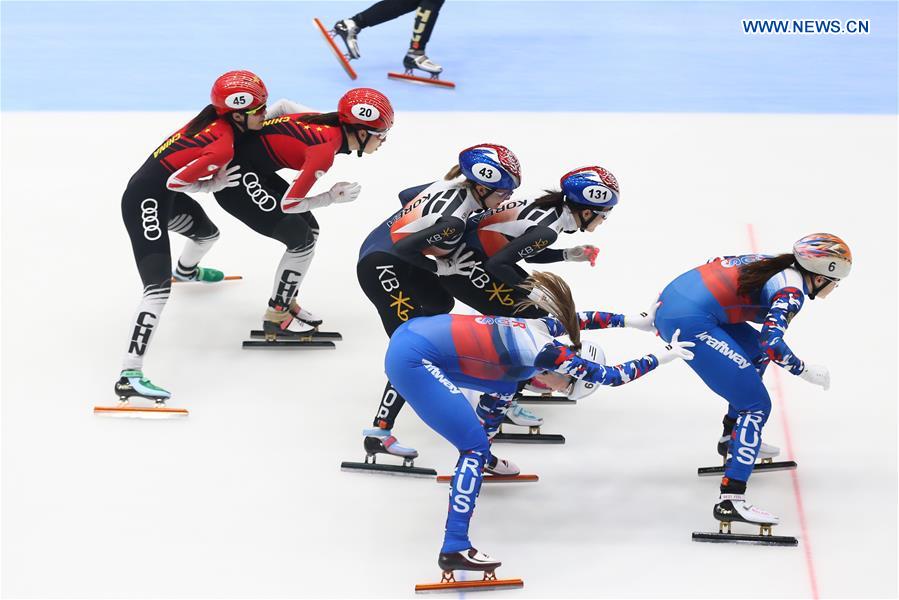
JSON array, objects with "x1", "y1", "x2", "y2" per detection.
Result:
[
  {"x1": 539, "y1": 311, "x2": 624, "y2": 338},
  {"x1": 533, "y1": 344, "x2": 660, "y2": 387},
  {"x1": 760, "y1": 287, "x2": 805, "y2": 375}
]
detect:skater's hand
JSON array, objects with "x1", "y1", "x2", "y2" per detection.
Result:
[
  {"x1": 329, "y1": 181, "x2": 361, "y2": 204},
  {"x1": 435, "y1": 243, "x2": 477, "y2": 276},
  {"x1": 656, "y1": 329, "x2": 695, "y2": 364},
  {"x1": 179, "y1": 164, "x2": 241, "y2": 194},
  {"x1": 624, "y1": 301, "x2": 660, "y2": 332},
  {"x1": 563, "y1": 245, "x2": 599, "y2": 266},
  {"x1": 799, "y1": 364, "x2": 830, "y2": 390}
]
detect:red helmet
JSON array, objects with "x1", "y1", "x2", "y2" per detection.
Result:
[
  {"x1": 210, "y1": 70, "x2": 268, "y2": 115},
  {"x1": 337, "y1": 88, "x2": 394, "y2": 131}
]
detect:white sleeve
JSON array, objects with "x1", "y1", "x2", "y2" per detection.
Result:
[{"x1": 266, "y1": 98, "x2": 316, "y2": 118}]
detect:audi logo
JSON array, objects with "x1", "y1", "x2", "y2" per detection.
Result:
[
  {"x1": 242, "y1": 172, "x2": 277, "y2": 212},
  {"x1": 140, "y1": 198, "x2": 161, "y2": 240}
]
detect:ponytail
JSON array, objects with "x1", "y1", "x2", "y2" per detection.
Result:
[
  {"x1": 184, "y1": 104, "x2": 220, "y2": 137},
  {"x1": 736, "y1": 253, "x2": 797, "y2": 296},
  {"x1": 531, "y1": 190, "x2": 566, "y2": 207},
  {"x1": 297, "y1": 112, "x2": 342, "y2": 127},
  {"x1": 514, "y1": 271, "x2": 581, "y2": 350},
  {"x1": 444, "y1": 165, "x2": 463, "y2": 181}
]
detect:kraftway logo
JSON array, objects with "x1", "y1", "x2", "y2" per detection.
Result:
[
  {"x1": 140, "y1": 199, "x2": 161, "y2": 241},
  {"x1": 242, "y1": 172, "x2": 277, "y2": 212},
  {"x1": 696, "y1": 331, "x2": 752, "y2": 369}
]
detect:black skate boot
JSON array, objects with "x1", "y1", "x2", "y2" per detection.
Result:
[
  {"x1": 438, "y1": 548, "x2": 501, "y2": 572},
  {"x1": 333, "y1": 19, "x2": 360, "y2": 59}
]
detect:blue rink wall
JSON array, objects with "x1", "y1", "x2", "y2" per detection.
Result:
[{"x1": 1, "y1": 0, "x2": 896, "y2": 113}]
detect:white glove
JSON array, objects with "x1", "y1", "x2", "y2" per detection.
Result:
[
  {"x1": 265, "y1": 98, "x2": 315, "y2": 118},
  {"x1": 434, "y1": 244, "x2": 477, "y2": 277},
  {"x1": 281, "y1": 181, "x2": 361, "y2": 213},
  {"x1": 799, "y1": 364, "x2": 830, "y2": 391},
  {"x1": 656, "y1": 329, "x2": 695, "y2": 364},
  {"x1": 563, "y1": 245, "x2": 599, "y2": 266},
  {"x1": 177, "y1": 164, "x2": 241, "y2": 194},
  {"x1": 624, "y1": 300, "x2": 660, "y2": 332}
]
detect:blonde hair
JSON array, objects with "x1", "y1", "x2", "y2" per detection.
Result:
[{"x1": 515, "y1": 271, "x2": 581, "y2": 349}]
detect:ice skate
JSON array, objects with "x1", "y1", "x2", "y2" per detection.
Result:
[
  {"x1": 95, "y1": 370, "x2": 187, "y2": 418},
  {"x1": 698, "y1": 436, "x2": 797, "y2": 476},
  {"x1": 492, "y1": 400, "x2": 563, "y2": 445},
  {"x1": 692, "y1": 494, "x2": 797, "y2": 546},
  {"x1": 388, "y1": 50, "x2": 456, "y2": 89},
  {"x1": 243, "y1": 306, "x2": 336, "y2": 349},
  {"x1": 312, "y1": 17, "x2": 358, "y2": 80},
  {"x1": 502, "y1": 401, "x2": 543, "y2": 427},
  {"x1": 332, "y1": 19, "x2": 360, "y2": 59},
  {"x1": 415, "y1": 549, "x2": 523, "y2": 593},
  {"x1": 341, "y1": 428, "x2": 436, "y2": 477},
  {"x1": 437, "y1": 454, "x2": 537, "y2": 483},
  {"x1": 171, "y1": 265, "x2": 232, "y2": 283}
]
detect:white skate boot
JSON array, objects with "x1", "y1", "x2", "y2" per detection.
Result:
[
  {"x1": 289, "y1": 300, "x2": 323, "y2": 327},
  {"x1": 404, "y1": 50, "x2": 443, "y2": 74},
  {"x1": 502, "y1": 401, "x2": 543, "y2": 427},
  {"x1": 485, "y1": 454, "x2": 520, "y2": 476},
  {"x1": 718, "y1": 435, "x2": 780, "y2": 462},
  {"x1": 714, "y1": 493, "x2": 780, "y2": 527},
  {"x1": 333, "y1": 19, "x2": 361, "y2": 59}
]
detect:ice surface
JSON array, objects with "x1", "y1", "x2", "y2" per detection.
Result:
[{"x1": 1, "y1": 112, "x2": 896, "y2": 598}]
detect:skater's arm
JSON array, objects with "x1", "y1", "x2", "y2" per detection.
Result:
[
  {"x1": 166, "y1": 135, "x2": 235, "y2": 191},
  {"x1": 280, "y1": 143, "x2": 339, "y2": 211},
  {"x1": 523, "y1": 248, "x2": 565, "y2": 263},
  {"x1": 391, "y1": 216, "x2": 466, "y2": 261},
  {"x1": 483, "y1": 226, "x2": 558, "y2": 286},
  {"x1": 265, "y1": 99, "x2": 315, "y2": 119},
  {"x1": 534, "y1": 344, "x2": 660, "y2": 387},
  {"x1": 398, "y1": 182, "x2": 434, "y2": 205},
  {"x1": 760, "y1": 287, "x2": 805, "y2": 375},
  {"x1": 536, "y1": 311, "x2": 624, "y2": 338}
]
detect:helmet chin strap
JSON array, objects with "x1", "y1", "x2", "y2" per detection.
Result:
[
  {"x1": 800, "y1": 268, "x2": 828, "y2": 300},
  {"x1": 352, "y1": 128, "x2": 370, "y2": 157},
  {"x1": 568, "y1": 203, "x2": 598, "y2": 232},
  {"x1": 472, "y1": 185, "x2": 493, "y2": 209}
]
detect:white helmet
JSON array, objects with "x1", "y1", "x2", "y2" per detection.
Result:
[
  {"x1": 568, "y1": 341, "x2": 606, "y2": 401},
  {"x1": 793, "y1": 233, "x2": 852, "y2": 279}
]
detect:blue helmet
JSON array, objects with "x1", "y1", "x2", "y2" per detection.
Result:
[
  {"x1": 561, "y1": 166, "x2": 620, "y2": 209},
  {"x1": 458, "y1": 144, "x2": 521, "y2": 190}
]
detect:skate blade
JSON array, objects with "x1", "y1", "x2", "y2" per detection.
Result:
[
  {"x1": 692, "y1": 531, "x2": 798, "y2": 546},
  {"x1": 415, "y1": 578, "x2": 523, "y2": 593},
  {"x1": 514, "y1": 394, "x2": 575, "y2": 405},
  {"x1": 491, "y1": 432, "x2": 565, "y2": 444},
  {"x1": 697, "y1": 460, "x2": 798, "y2": 477},
  {"x1": 249, "y1": 329, "x2": 342, "y2": 341},
  {"x1": 313, "y1": 17, "x2": 358, "y2": 80},
  {"x1": 340, "y1": 460, "x2": 437, "y2": 478},
  {"x1": 93, "y1": 405, "x2": 188, "y2": 419},
  {"x1": 242, "y1": 339, "x2": 335, "y2": 349},
  {"x1": 387, "y1": 72, "x2": 456, "y2": 89},
  {"x1": 436, "y1": 474, "x2": 538, "y2": 484},
  {"x1": 171, "y1": 275, "x2": 242, "y2": 283}
]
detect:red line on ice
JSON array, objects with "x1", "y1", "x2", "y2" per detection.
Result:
[{"x1": 746, "y1": 223, "x2": 820, "y2": 600}]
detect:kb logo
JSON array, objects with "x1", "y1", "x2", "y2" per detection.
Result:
[
  {"x1": 242, "y1": 172, "x2": 277, "y2": 212},
  {"x1": 140, "y1": 198, "x2": 161, "y2": 241}
]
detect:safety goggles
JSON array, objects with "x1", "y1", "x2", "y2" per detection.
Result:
[{"x1": 244, "y1": 103, "x2": 267, "y2": 116}]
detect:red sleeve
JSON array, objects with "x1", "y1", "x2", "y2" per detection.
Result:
[
  {"x1": 165, "y1": 126, "x2": 235, "y2": 190},
  {"x1": 281, "y1": 134, "x2": 341, "y2": 206}
]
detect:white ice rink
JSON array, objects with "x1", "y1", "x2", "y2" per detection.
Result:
[{"x1": 1, "y1": 112, "x2": 896, "y2": 598}]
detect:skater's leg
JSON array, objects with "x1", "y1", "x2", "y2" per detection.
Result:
[
  {"x1": 386, "y1": 332, "x2": 490, "y2": 553},
  {"x1": 351, "y1": 0, "x2": 419, "y2": 29},
  {"x1": 169, "y1": 193, "x2": 223, "y2": 282},
  {"x1": 409, "y1": 0, "x2": 445, "y2": 52},
  {"x1": 118, "y1": 186, "x2": 175, "y2": 400}
]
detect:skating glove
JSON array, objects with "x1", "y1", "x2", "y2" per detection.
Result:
[
  {"x1": 172, "y1": 164, "x2": 241, "y2": 194},
  {"x1": 655, "y1": 329, "x2": 695, "y2": 364},
  {"x1": 265, "y1": 98, "x2": 315, "y2": 118},
  {"x1": 281, "y1": 181, "x2": 361, "y2": 213},
  {"x1": 563, "y1": 245, "x2": 600, "y2": 266},
  {"x1": 434, "y1": 243, "x2": 477, "y2": 276},
  {"x1": 799, "y1": 363, "x2": 830, "y2": 390},
  {"x1": 624, "y1": 301, "x2": 661, "y2": 332}
]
